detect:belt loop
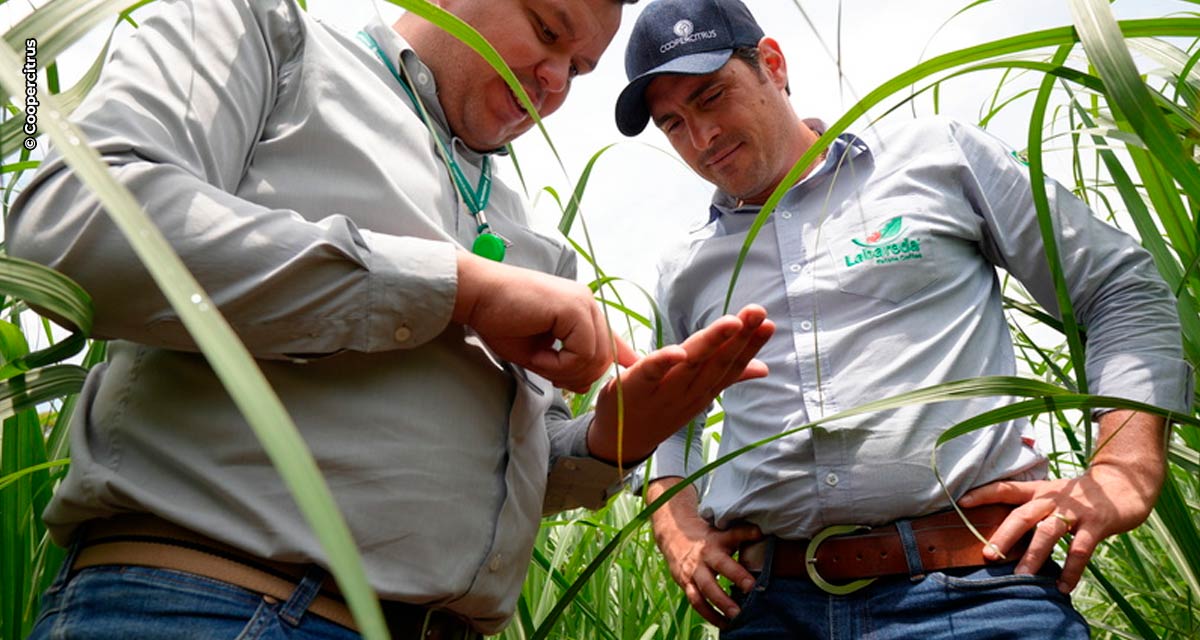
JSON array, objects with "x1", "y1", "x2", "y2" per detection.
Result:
[
  {"x1": 895, "y1": 519, "x2": 925, "y2": 581},
  {"x1": 755, "y1": 536, "x2": 777, "y2": 591},
  {"x1": 47, "y1": 532, "x2": 87, "y2": 594},
  {"x1": 279, "y1": 565, "x2": 328, "y2": 626}
]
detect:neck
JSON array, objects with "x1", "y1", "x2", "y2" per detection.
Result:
[
  {"x1": 740, "y1": 122, "x2": 827, "y2": 207},
  {"x1": 392, "y1": 15, "x2": 425, "y2": 52}
]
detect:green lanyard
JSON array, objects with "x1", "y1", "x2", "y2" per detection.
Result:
[{"x1": 358, "y1": 31, "x2": 506, "y2": 262}]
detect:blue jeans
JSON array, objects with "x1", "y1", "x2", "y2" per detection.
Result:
[
  {"x1": 725, "y1": 543, "x2": 1090, "y2": 639},
  {"x1": 28, "y1": 541, "x2": 361, "y2": 640}
]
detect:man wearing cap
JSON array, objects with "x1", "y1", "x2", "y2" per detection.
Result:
[
  {"x1": 614, "y1": 0, "x2": 1191, "y2": 637},
  {"x1": 8, "y1": 0, "x2": 781, "y2": 638}
]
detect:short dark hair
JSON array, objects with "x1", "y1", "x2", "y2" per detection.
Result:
[{"x1": 731, "y1": 46, "x2": 790, "y2": 95}]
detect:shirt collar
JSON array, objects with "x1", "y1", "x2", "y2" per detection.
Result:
[
  {"x1": 361, "y1": 19, "x2": 508, "y2": 161},
  {"x1": 706, "y1": 129, "x2": 869, "y2": 224}
]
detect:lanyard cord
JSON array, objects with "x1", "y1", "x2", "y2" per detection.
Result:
[{"x1": 358, "y1": 31, "x2": 506, "y2": 261}]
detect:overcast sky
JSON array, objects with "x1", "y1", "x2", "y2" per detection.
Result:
[{"x1": 2, "y1": 0, "x2": 1190, "y2": 348}]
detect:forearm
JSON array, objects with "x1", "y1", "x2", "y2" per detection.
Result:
[
  {"x1": 585, "y1": 413, "x2": 660, "y2": 465},
  {"x1": 1090, "y1": 410, "x2": 1168, "y2": 504},
  {"x1": 647, "y1": 477, "x2": 704, "y2": 547},
  {"x1": 9, "y1": 159, "x2": 458, "y2": 355}
]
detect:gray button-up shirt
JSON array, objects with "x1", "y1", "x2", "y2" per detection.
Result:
[
  {"x1": 652, "y1": 117, "x2": 1191, "y2": 539},
  {"x1": 7, "y1": 0, "x2": 621, "y2": 632}
]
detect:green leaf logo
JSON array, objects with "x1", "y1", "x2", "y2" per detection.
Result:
[
  {"x1": 878, "y1": 216, "x2": 903, "y2": 241},
  {"x1": 851, "y1": 216, "x2": 906, "y2": 247}
]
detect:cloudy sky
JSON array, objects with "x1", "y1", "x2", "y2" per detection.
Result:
[{"x1": 2, "y1": 0, "x2": 1189, "y2": 346}]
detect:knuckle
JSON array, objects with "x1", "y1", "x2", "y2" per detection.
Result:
[{"x1": 1066, "y1": 548, "x2": 1091, "y2": 563}]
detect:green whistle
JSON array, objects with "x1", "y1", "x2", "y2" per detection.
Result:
[{"x1": 473, "y1": 232, "x2": 506, "y2": 262}]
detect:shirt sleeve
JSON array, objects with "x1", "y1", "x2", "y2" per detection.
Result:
[
  {"x1": 5, "y1": 0, "x2": 459, "y2": 357},
  {"x1": 949, "y1": 119, "x2": 1194, "y2": 416}
]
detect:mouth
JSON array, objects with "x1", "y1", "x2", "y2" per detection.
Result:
[
  {"x1": 704, "y1": 142, "x2": 741, "y2": 169},
  {"x1": 504, "y1": 83, "x2": 537, "y2": 123}
]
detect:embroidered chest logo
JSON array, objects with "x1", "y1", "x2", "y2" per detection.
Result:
[{"x1": 842, "y1": 216, "x2": 925, "y2": 268}]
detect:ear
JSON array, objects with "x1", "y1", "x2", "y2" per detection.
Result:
[{"x1": 757, "y1": 37, "x2": 789, "y2": 91}]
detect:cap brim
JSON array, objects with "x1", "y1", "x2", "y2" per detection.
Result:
[{"x1": 615, "y1": 49, "x2": 735, "y2": 137}]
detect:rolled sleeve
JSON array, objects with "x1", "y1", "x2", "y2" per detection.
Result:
[
  {"x1": 543, "y1": 411, "x2": 626, "y2": 514},
  {"x1": 951, "y1": 119, "x2": 1193, "y2": 418},
  {"x1": 362, "y1": 231, "x2": 457, "y2": 350}
]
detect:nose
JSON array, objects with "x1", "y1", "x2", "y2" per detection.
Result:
[
  {"x1": 687, "y1": 115, "x2": 719, "y2": 151},
  {"x1": 535, "y1": 57, "x2": 571, "y2": 95}
]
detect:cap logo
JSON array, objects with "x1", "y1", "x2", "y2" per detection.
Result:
[{"x1": 659, "y1": 17, "x2": 718, "y2": 53}]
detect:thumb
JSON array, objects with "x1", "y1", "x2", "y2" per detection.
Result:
[{"x1": 718, "y1": 522, "x2": 764, "y2": 548}]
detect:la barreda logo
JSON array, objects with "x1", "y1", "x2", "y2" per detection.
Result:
[{"x1": 842, "y1": 216, "x2": 924, "y2": 267}]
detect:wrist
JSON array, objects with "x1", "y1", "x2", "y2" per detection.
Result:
[
  {"x1": 452, "y1": 251, "x2": 487, "y2": 325},
  {"x1": 586, "y1": 414, "x2": 654, "y2": 466}
]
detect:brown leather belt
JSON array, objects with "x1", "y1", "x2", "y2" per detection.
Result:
[
  {"x1": 740, "y1": 505, "x2": 1023, "y2": 584},
  {"x1": 72, "y1": 515, "x2": 478, "y2": 640}
]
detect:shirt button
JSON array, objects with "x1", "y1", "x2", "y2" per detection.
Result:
[
  {"x1": 825, "y1": 472, "x2": 839, "y2": 487},
  {"x1": 800, "y1": 320, "x2": 813, "y2": 331},
  {"x1": 781, "y1": 211, "x2": 792, "y2": 219},
  {"x1": 393, "y1": 326, "x2": 413, "y2": 343},
  {"x1": 489, "y1": 554, "x2": 503, "y2": 572},
  {"x1": 789, "y1": 264, "x2": 801, "y2": 273},
  {"x1": 417, "y1": 71, "x2": 430, "y2": 86}
]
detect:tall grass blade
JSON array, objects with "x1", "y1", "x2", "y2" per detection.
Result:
[{"x1": 0, "y1": 365, "x2": 86, "y2": 418}]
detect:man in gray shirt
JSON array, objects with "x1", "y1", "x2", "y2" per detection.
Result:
[
  {"x1": 615, "y1": 0, "x2": 1191, "y2": 637},
  {"x1": 9, "y1": 0, "x2": 776, "y2": 638}
]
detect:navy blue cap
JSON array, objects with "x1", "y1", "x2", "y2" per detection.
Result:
[{"x1": 615, "y1": 0, "x2": 764, "y2": 136}]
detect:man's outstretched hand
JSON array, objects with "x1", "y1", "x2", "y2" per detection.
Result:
[{"x1": 587, "y1": 304, "x2": 775, "y2": 464}]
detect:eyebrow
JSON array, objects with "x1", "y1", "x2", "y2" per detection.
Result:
[{"x1": 553, "y1": 7, "x2": 578, "y2": 40}]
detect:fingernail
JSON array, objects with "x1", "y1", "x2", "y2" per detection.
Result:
[
  {"x1": 1057, "y1": 581, "x2": 1070, "y2": 594},
  {"x1": 740, "y1": 579, "x2": 754, "y2": 592},
  {"x1": 1015, "y1": 565, "x2": 1031, "y2": 575},
  {"x1": 729, "y1": 606, "x2": 741, "y2": 618},
  {"x1": 983, "y1": 542, "x2": 999, "y2": 560}
]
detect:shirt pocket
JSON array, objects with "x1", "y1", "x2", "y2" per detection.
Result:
[{"x1": 824, "y1": 204, "x2": 942, "y2": 304}]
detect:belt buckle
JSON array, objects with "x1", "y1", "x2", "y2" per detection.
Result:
[{"x1": 805, "y1": 524, "x2": 878, "y2": 595}]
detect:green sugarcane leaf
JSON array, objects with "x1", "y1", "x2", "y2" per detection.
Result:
[{"x1": 0, "y1": 365, "x2": 86, "y2": 420}]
